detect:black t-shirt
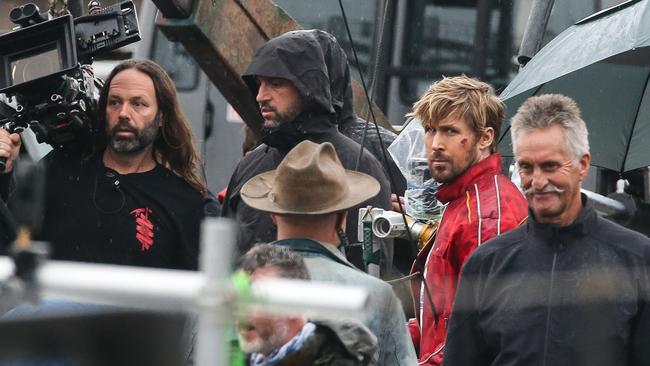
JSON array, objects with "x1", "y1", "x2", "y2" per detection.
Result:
[{"x1": 31, "y1": 150, "x2": 203, "y2": 270}]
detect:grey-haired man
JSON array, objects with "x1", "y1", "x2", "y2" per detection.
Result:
[
  {"x1": 238, "y1": 243, "x2": 378, "y2": 365},
  {"x1": 444, "y1": 94, "x2": 650, "y2": 366}
]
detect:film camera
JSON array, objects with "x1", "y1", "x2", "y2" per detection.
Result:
[
  {"x1": 358, "y1": 207, "x2": 438, "y2": 251},
  {"x1": 0, "y1": 0, "x2": 140, "y2": 168}
]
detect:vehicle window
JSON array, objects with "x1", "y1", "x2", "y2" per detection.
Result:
[
  {"x1": 399, "y1": 0, "x2": 519, "y2": 104},
  {"x1": 397, "y1": 0, "x2": 628, "y2": 107},
  {"x1": 273, "y1": 0, "x2": 378, "y2": 84},
  {"x1": 150, "y1": 29, "x2": 199, "y2": 90}
]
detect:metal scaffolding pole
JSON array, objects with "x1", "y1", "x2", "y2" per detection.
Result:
[
  {"x1": 518, "y1": 0, "x2": 555, "y2": 67},
  {"x1": 0, "y1": 218, "x2": 369, "y2": 366}
]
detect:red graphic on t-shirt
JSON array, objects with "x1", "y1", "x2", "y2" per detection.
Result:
[{"x1": 130, "y1": 208, "x2": 154, "y2": 251}]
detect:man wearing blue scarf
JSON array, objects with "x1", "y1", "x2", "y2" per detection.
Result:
[{"x1": 238, "y1": 243, "x2": 377, "y2": 365}]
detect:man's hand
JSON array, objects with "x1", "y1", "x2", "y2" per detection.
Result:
[
  {"x1": 391, "y1": 193, "x2": 405, "y2": 212},
  {"x1": 0, "y1": 129, "x2": 21, "y2": 173}
]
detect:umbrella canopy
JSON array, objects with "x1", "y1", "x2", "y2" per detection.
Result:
[{"x1": 499, "y1": 0, "x2": 650, "y2": 173}]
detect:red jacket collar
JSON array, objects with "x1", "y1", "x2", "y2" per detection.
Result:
[{"x1": 435, "y1": 153, "x2": 503, "y2": 204}]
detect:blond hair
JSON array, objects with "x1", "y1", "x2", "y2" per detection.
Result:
[{"x1": 408, "y1": 75, "x2": 504, "y2": 153}]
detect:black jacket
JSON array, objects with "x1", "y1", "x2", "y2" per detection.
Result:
[
  {"x1": 277, "y1": 320, "x2": 378, "y2": 366},
  {"x1": 223, "y1": 30, "x2": 392, "y2": 260},
  {"x1": 308, "y1": 29, "x2": 405, "y2": 195},
  {"x1": 0, "y1": 173, "x2": 16, "y2": 252},
  {"x1": 444, "y1": 195, "x2": 650, "y2": 366}
]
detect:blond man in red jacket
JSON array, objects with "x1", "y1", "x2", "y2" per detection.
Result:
[{"x1": 407, "y1": 75, "x2": 528, "y2": 366}]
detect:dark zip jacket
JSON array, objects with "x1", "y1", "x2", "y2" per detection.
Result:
[
  {"x1": 223, "y1": 30, "x2": 392, "y2": 260},
  {"x1": 444, "y1": 195, "x2": 650, "y2": 366},
  {"x1": 273, "y1": 320, "x2": 378, "y2": 366}
]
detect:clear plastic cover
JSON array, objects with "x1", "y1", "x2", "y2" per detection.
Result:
[{"x1": 388, "y1": 118, "x2": 444, "y2": 220}]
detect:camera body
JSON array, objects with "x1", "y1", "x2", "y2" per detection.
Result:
[
  {"x1": 358, "y1": 207, "x2": 438, "y2": 251},
  {"x1": 0, "y1": 1, "x2": 140, "y2": 148}
]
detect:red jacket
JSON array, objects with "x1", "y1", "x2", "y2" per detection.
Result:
[{"x1": 408, "y1": 153, "x2": 528, "y2": 365}]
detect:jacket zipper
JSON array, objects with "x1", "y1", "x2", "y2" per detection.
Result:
[
  {"x1": 541, "y1": 250, "x2": 558, "y2": 366},
  {"x1": 418, "y1": 344, "x2": 445, "y2": 365}
]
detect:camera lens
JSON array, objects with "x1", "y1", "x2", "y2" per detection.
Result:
[
  {"x1": 23, "y1": 3, "x2": 39, "y2": 18},
  {"x1": 9, "y1": 7, "x2": 23, "y2": 22},
  {"x1": 373, "y1": 217, "x2": 392, "y2": 238}
]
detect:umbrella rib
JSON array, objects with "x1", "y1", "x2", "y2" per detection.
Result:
[{"x1": 620, "y1": 69, "x2": 650, "y2": 173}]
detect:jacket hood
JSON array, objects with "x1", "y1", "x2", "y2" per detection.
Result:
[
  {"x1": 242, "y1": 30, "x2": 343, "y2": 149},
  {"x1": 314, "y1": 319, "x2": 378, "y2": 365},
  {"x1": 310, "y1": 30, "x2": 356, "y2": 126},
  {"x1": 243, "y1": 30, "x2": 335, "y2": 116}
]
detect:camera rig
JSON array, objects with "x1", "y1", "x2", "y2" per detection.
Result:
[{"x1": 0, "y1": 0, "x2": 140, "y2": 168}]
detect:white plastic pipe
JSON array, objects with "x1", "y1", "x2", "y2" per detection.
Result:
[
  {"x1": 0, "y1": 218, "x2": 369, "y2": 366},
  {"x1": 250, "y1": 278, "x2": 368, "y2": 320},
  {"x1": 38, "y1": 261, "x2": 203, "y2": 310},
  {"x1": 196, "y1": 218, "x2": 233, "y2": 366}
]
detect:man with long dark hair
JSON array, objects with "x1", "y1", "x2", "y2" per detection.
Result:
[{"x1": 0, "y1": 59, "x2": 206, "y2": 270}]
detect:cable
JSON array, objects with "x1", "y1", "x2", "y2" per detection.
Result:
[
  {"x1": 92, "y1": 170, "x2": 125, "y2": 215},
  {"x1": 337, "y1": 0, "x2": 414, "y2": 241},
  {"x1": 338, "y1": 0, "x2": 436, "y2": 324}
]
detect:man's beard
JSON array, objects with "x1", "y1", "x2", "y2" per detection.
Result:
[
  {"x1": 237, "y1": 322, "x2": 289, "y2": 356},
  {"x1": 107, "y1": 114, "x2": 161, "y2": 154},
  {"x1": 429, "y1": 144, "x2": 480, "y2": 184},
  {"x1": 260, "y1": 102, "x2": 301, "y2": 130}
]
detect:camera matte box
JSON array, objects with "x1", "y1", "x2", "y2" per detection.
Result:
[{"x1": 0, "y1": 15, "x2": 77, "y2": 94}]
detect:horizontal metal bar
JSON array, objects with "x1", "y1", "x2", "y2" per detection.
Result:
[
  {"x1": 0, "y1": 257, "x2": 368, "y2": 316},
  {"x1": 581, "y1": 188, "x2": 626, "y2": 217}
]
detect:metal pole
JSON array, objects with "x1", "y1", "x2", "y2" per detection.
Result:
[
  {"x1": 517, "y1": 0, "x2": 555, "y2": 67},
  {"x1": 472, "y1": 0, "x2": 491, "y2": 78},
  {"x1": 0, "y1": 258, "x2": 369, "y2": 316},
  {"x1": 196, "y1": 218, "x2": 233, "y2": 366},
  {"x1": 38, "y1": 261, "x2": 202, "y2": 310},
  {"x1": 0, "y1": 218, "x2": 369, "y2": 366},
  {"x1": 580, "y1": 188, "x2": 626, "y2": 217}
]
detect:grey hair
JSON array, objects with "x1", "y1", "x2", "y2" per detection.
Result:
[
  {"x1": 240, "y1": 244, "x2": 311, "y2": 281},
  {"x1": 510, "y1": 94, "x2": 589, "y2": 162}
]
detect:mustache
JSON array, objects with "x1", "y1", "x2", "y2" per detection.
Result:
[
  {"x1": 524, "y1": 184, "x2": 565, "y2": 196},
  {"x1": 259, "y1": 102, "x2": 276, "y2": 113},
  {"x1": 429, "y1": 151, "x2": 451, "y2": 162},
  {"x1": 112, "y1": 119, "x2": 137, "y2": 133},
  {"x1": 114, "y1": 119, "x2": 135, "y2": 129}
]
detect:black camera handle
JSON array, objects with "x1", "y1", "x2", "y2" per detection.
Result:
[
  {"x1": 0, "y1": 121, "x2": 24, "y2": 172},
  {"x1": 0, "y1": 156, "x2": 7, "y2": 172}
]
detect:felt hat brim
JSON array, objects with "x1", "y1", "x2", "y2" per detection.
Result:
[{"x1": 241, "y1": 169, "x2": 380, "y2": 215}]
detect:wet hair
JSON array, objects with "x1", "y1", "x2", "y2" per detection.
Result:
[
  {"x1": 510, "y1": 94, "x2": 589, "y2": 163},
  {"x1": 97, "y1": 59, "x2": 206, "y2": 194},
  {"x1": 408, "y1": 75, "x2": 504, "y2": 153},
  {"x1": 240, "y1": 244, "x2": 310, "y2": 281}
]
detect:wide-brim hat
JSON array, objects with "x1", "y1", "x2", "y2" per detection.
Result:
[{"x1": 241, "y1": 141, "x2": 380, "y2": 215}]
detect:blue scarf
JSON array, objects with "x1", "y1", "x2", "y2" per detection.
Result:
[{"x1": 250, "y1": 322, "x2": 316, "y2": 366}]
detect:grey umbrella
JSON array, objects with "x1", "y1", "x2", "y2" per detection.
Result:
[{"x1": 498, "y1": 0, "x2": 650, "y2": 173}]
